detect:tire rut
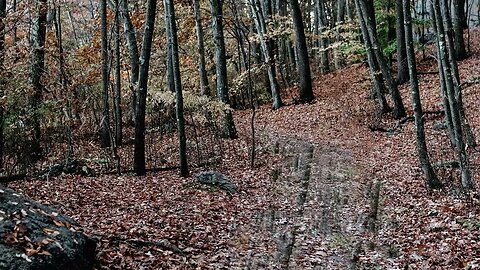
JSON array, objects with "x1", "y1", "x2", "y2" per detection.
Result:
[{"x1": 233, "y1": 135, "x2": 367, "y2": 269}]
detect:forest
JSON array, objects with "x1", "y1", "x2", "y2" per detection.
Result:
[{"x1": 0, "y1": 0, "x2": 480, "y2": 269}]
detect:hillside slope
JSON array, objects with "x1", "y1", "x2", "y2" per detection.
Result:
[{"x1": 9, "y1": 29, "x2": 480, "y2": 269}]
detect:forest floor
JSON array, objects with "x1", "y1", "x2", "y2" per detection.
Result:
[{"x1": 9, "y1": 29, "x2": 480, "y2": 269}]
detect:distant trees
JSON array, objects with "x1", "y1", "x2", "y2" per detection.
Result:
[
  {"x1": 0, "y1": 0, "x2": 475, "y2": 191},
  {"x1": 249, "y1": 0, "x2": 283, "y2": 109},
  {"x1": 193, "y1": 0, "x2": 211, "y2": 96}
]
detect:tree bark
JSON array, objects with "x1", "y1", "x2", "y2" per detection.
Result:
[
  {"x1": 30, "y1": 0, "x2": 49, "y2": 159},
  {"x1": 163, "y1": 1, "x2": 175, "y2": 93},
  {"x1": 119, "y1": 0, "x2": 140, "y2": 123},
  {"x1": 100, "y1": 0, "x2": 111, "y2": 148},
  {"x1": 210, "y1": 0, "x2": 237, "y2": 139},
  {"x1": 134, "y1": 0, "x2": 157, "y2": 176},
  {"x1": 440, "y1": 0, "x2": 476, "y2": 148},
  {"x1": 289, "y1": 0, "x2": 314, "y2": 102},
  {"x1": 433, "y1": 0, "x2": 473, "y2": 189},
  {"x1": 250, "y1": 0, "x2": 283, "y2": 109},
  {"x1": 452, "y1": 0, "x2": 467, "y2": 59},
  {"x1": 358, "y1": 0, "x2": 406, "y2": 119},
  {"x1": 114, "y1": 0, "x2": 123, "y2": 146},
  {"x1": 354, "y1": 0, "x2": 390, "y2": 113},
  {"x1": 403, "y1": 0, "x2": 442, "y2": 189},
  {"x1": 193, "y1": 0, "x2": 211, "y2": 96},
  {"x1": 0, "y1": 0, "x2": 5, "y2": 167},
  {"x1": 314, "y1": 0, "x2": 330, "y2": 74},
  {"x1": 165, "y1": 0, "x2": 189, "y2": 176},
  {"x1": 396, "y1": 0, "x2": 409, "y2": 84},
  {"x1": 431, "y1": 7, "x2": 455, "y2": 146}
]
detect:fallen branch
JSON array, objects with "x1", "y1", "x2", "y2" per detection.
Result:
[
  {"x1": 0, "y1": 174, "x2": 27, "y2": 184},
  {"x1": 461, "y1": 77, "x2": 480, "y2": 88},
  {"x1": 93, "y1": 233, "x2": 188, "y2": 257},
  {"x1": 369, "y1": 116, "x2": 414, "y2": 133},
  {"x1": 418, "y1": 71, "x2": 439, "y2": 75},
  {"x1": 111, "y1": 236, "x2": 187, "y2": 257}
]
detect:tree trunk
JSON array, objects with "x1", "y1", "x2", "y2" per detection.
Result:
[
  {"x1": 193, "y1": 0, "x2": 211, "y2": 96},
  {"x1": 290, "y1": 0, "x2": 314, "y2": 102},
  {"x1": 100, "y1": 0, "x2": 111, "y2": 148},
  {"x1": 250, "y1": 0, "x2": 283, "y2": 109},
  {"x1": 354, "y1": 0, "x2": 390, "y2": 113},
  {"x1": 452, "y1": 0, "x2": 467, "y2": 59},
  {"x1": 314, "y1": 0, "x2": 330, "y2": 74},
  {"x1": 30, "y1": 0, "x2": 48, "y2": 159},
  {"x1": 358, "y1": 0, "x2": 406, "y2": 119},
  {"x1": 457, "y1": 0, "x2": 467, "y2": 29},
  {"x1": 396, "y1": 0, "x2": 409, "y2": 84},
  {"x1": 403, "y1": 0, "x2": 442, "y2": 189},
  {"x1": 440, "y1": 0, "x2": 476, "y2": 148},
  {"x1": 433, "y1": 0, "x2": 473, "y2": 190},
  {"x1": 431, "y1": 7, "x2": 455, "y2": 146},
  {"x1": 334, "y1": 0, "x2": 346, "y2": 69},
  {"x1": 53, "y1": 5, "x2": 69, "y2": 104},
  {"x1": 165, "y1": 0, "x2": 188, "y2": 176},
  {"x1": 119, "y1": 0, "x2": 139, "y2": 124},
  {"x1": 164, "y1": 1, "x2": 175, "y2": 93},
  {"x1": 114, "y1": 0, "x2": 123, "y2": 146},
  {"x1": 210, "y1": 0, "x2": 237, "y2": 139},
  {"x1": 134, "y1": 0, "x2": 157, "y2": 176},
  {"x1": 0, "y1": 0, "x2": 5, "y2": 167}
]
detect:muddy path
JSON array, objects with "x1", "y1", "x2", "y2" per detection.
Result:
[{"x1": 231, "y1": 133, "x2": 370, "y2": 269}]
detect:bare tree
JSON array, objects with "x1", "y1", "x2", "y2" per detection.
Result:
[
  {"x1": 249, "y1": 0, "x2": 283, "y2": 109},
  {"x1": 118, "y1": 0, "x2": 140, "y2": 123},
  {"x1": 432, "y1": 0, "x2": 473, "y2": 189},
  {"x1": 164, "y1": 0, "x2": 188, "y2": 176},
  {"x1": 114, "y1": 0, "x2": 123, "y2": 145},
  {"x1": 403, "y1": 0, "x2": 442, "y2": 188},
  {"x1": 396, "y1": 0, "x2": 409, "y2": 84},
  {"x1": 354, "y1": 0, "x2": 389, "y2": 113},
  {"x1": 452, "y1": 0, "x2": 467, "y2": 59},
  {"x1": 30, "y1": 0, "x2": 49, "y2": 159},
  {"x1": 210, "y1": 0, "x2": 237, "y2": 139},
  {"x1": 134, "y1": 0, "x2": 157, "y2": 175},
  {"x1": 289, "y1": 0, "x2": 314, "y2": 102},
  {"x1": 0, "y1": 0, "x2": 5, "y2": 166},
  {"x1": 356, "y1": 0, "x2": 406, "y2": 118},
  {"x1": 100, "y1": 0, "x2": 111, "y2": 148},
  {"x1": 193, "y1": 0, "x2": 211, "y2": 96}
]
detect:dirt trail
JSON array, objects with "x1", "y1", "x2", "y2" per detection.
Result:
[{"x1": 233, "y1": 134, "x2": 368, "y2": 269}]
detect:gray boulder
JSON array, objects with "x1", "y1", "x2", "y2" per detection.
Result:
[
  {"x1": 0, "y1": 186, "x2": 96, "y2": 270},
  {"x1": 196, "y1": 171, "x2": 238, "y2": 194}
]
